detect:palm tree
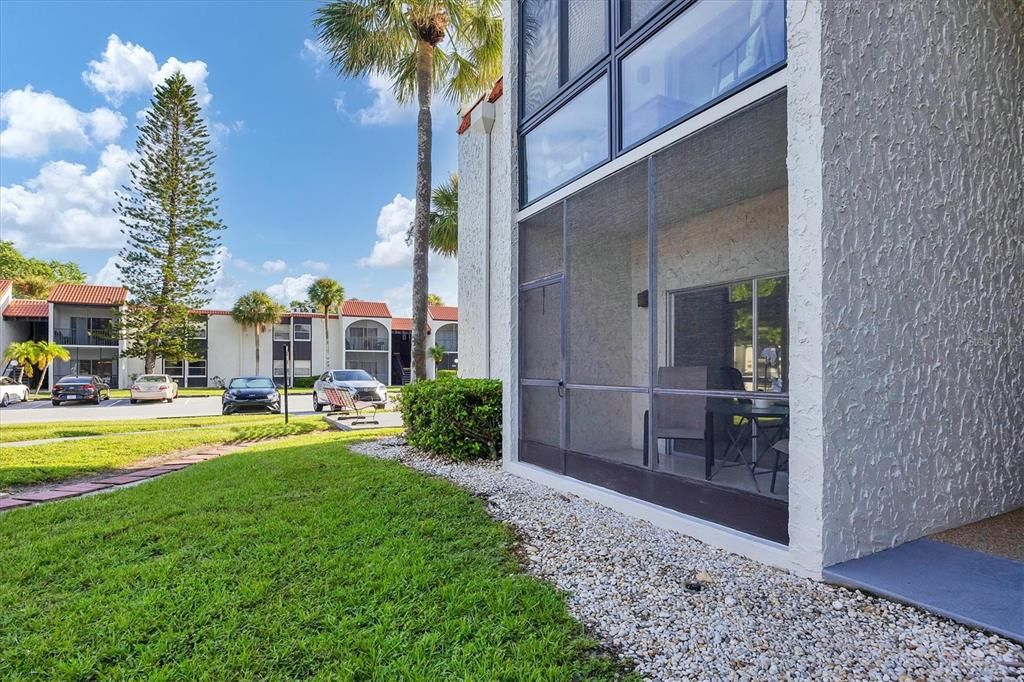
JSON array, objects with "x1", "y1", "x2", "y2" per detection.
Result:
[
  {"x1": 306, "y1": 277, "x2": 345, "y2": 368},
  {"x1": 231, "y1": 291, "x2": 285, "y2": 375},
  {"x1": 3, "y1": 341, "x2": 36, "y2": 383},
  {"x1": 427, "y1": 293, "x2": 444, "y2": 306},
  {"x1": 429, "y1": 344, "x2": 447, "y2": 366},
  {"x1": 315, "y1": 0, "x2": 501, "y2": 381},
  {"x1": 29, "y1": 341, "x2": 70, "y2": 395},
  {"x1": 429, "y1": 172, "x2": 458, "y2": 257},
  {"x1": 13, "y1": 274, "x2": 52, "y2": 300}
]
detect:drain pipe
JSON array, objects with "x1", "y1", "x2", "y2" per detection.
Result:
[{"x1": 470, "y1": 101, "x2": 496, "y2": 378}]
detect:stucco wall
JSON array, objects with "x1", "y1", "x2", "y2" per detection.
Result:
[{"x1": 818, "y1": 0, "x2": 1024, "y2": 565}]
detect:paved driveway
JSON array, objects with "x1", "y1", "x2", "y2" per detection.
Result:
[{"x1": 0, "y1": 396, "x2": 316, "y2": 424}]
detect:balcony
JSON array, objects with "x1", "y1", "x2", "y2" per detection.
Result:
[
  {"x1": 53, "y1": 327, "x2": 118, "y2": 346},
  {"x1": 345, "y1": 338, "x2": 388, "y2": 351}
]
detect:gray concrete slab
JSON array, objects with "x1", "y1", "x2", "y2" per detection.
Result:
[{"x1": 824, "y1": 538, "x2": 1024, "y2": 643}]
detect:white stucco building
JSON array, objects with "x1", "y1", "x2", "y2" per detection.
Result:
[
  {"x1": 0, "y1": 280, "x2": 459, "y2": 389},
  {"x1": 456, "y1": 0, "x2": 1023, "y2": 585}
]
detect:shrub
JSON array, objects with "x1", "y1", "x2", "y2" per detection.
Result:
[
  {"x1": 436, "y1": 369, "x2": 457, "y2": 379},
  {"x1": 399, "y1": 378, "x2": 501, "y2": 460},
  {"x1": 292, "y1": 376, "x2": 317, "y2": 389}
]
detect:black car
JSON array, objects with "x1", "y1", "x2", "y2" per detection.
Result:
[
  {"x1": 222, "y1": 376, "x2": 281, "y2": 415},
  {"x1": 51, "y1": 375, "x2": 110, "y2": 405}
]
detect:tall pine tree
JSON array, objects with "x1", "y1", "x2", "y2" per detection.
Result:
[{"x1": 115, "y1": 72, "x2": 224, "y2": 372}]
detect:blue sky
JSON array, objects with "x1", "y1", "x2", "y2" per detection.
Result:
[{"x1": 0, "y1": 0, "x2": 461, "y2": 314}]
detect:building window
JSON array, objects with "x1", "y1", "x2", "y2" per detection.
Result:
[
  {"x1": 523, "y1": 75, "x2": 609, "y2": 202},
  {"x1": 273, "y1": 324, "x2": 290, "y2": 342},
  {"x1": 621, "y1": 0, "x2": 667, "y2": 34},
  {"x1": 435, "y1": 326, "x2": 459, "y2": 354},
  {"x1": 293, "y1": 323, "x2": 311, "y2": 341},
  {"x1": 273, "y1": 360, "x2": 285, "y2": 377},
  {"x1": 620, "y1": 0, "x2": 785, "y2": 148},
  {"x1": 187, "y1": 360, "x2": 207, "y2": 377},
  {"x1": 165, "y1": 360, "x2": 184, "y2": 377},
  {"x1": 188, "y1": 321, "x2": 207, "y2": 339},
  {"x1": 293, "y1": 360, "x2": 312, "y2": 377},
  {"x1": 568, "y1": 0, "x2": 608, "y2": 79}
]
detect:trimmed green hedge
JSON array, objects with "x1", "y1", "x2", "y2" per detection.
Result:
[
  {"x1": 436, "y1": 369, "x2": 457, "y2": 379},
  {"x1": 399, "y1": 378, "x2": 502, "y2": 460},
  {"x1": 292, "y1": 376, "x2": 317, "y2": 389}
]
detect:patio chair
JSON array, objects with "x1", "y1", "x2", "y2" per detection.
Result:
[
  {"x1": 646, "y1": 366, "x2": 708, "y2": 465},
  {"x1": 322, "y1": 387, "x2": 379, "y2": 425}
]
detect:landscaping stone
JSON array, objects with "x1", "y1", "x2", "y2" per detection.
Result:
[
  {"x1": 352, "y1": 437, "x2": 1024, "y2": 681},
  {"x1": 11, "y1": 489, "x2": 85, "y2": 502},
  {"x1": 93, "y1": 475, "x2": 151, "y2": 485},
  {"x1": 0, "y1": 498, "x2": 33, "y2": 510},
  {"x1": 54, "y1": 483, "x2": 112, "y2": 493}
]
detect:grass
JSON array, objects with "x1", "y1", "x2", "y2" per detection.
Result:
[
  {"x1": 0, "y1": 416, "x2": 342, "y2": 490},
  {"x1": 0, "y1": 435, "x2": 632, "y2": 680},
  {"x1": 0, "y1": 413, "x2": 309, "y2": 444}
]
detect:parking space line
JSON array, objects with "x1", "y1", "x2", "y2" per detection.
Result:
[{"x1": 108, "y1": 399, "x2": 125, "y2": 407}]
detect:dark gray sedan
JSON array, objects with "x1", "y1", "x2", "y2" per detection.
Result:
[{"x1": 222, "y1": 376, "x2": 281, "y2": 415}]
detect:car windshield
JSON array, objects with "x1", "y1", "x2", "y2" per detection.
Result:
[
  {"x1": 138, "y1": 375, "x2": 167, "y2": 382},
  {"x1": 332, "y1": 370, "x2": 373, "y2": 382},
  {"x1": 229, "y1": 378, "x2": 275, "y2": 389},
  {"x1": 57, "y1": 377, "x2": 93, "y2": 385}
]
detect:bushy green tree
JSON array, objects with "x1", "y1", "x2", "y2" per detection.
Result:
[
  {"x1": 0, "y1": 241, "x2": 85, "y2": 297},
  {"x1": 114, "y1": 72, "x2": 225, "y2": 372}
]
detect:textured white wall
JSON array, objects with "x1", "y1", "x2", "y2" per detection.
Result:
[
  {"x1": 818, "y1": 0, "x2": 1024, "y2": 565},
  {"x1": 785, "y1": 0, "x2": 828, "y2": 576}
]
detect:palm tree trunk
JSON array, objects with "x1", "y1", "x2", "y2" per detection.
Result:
[
  {"x1": 254, "y1": 328, "x2": 261, "y2": 375},
  {"x1": 410, "y1": 39, "x2": 433, "y2": 382},
  {"x1": 34, "y1": 363, "x2": 49, "y2": 396}
]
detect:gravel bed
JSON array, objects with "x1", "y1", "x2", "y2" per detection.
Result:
[{"x1": 351, "y1": 438, "x2": 1024, "y2": 681}]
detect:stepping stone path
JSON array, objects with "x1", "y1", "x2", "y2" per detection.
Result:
[{"x1": 0, "y1": 443, "x2": 253, "y2": 513}]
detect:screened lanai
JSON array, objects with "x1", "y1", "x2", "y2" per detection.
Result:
[{"x1": 518, "y1": 91, "x2": 790, "y2": 542}]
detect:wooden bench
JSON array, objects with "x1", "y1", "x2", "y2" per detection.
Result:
[{"x1": 322, "y1": 387, "x2": 379, "y2": 425}]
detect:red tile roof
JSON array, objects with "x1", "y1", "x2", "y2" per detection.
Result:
[
  {"x1": 0, "y1": 279, "x2": 11, "y2": 297},
  {"x1": 428, "y1": 305, "x2": 458, "y2": 322},
  {"x1": 457, "y1": 78, "x2": 503, "y2": 134},
  {"x1": 49, "y1": 283, "x2": 128, "y2": 306},
  {"x1": 342, "y1": 300, "x2": 391, "y2": 318},
  {"x1": 391, "y1": 317, "x2": 430, "y2": 333},
  {"x1": 3, "y1": 299, "x2": 48, "y2": 318},
  {"x1": 190, "y1": 309, "x2": 232, "y2": 316}
]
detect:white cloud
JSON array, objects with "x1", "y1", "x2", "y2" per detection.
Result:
[
  {"x1": 207, "y1": 246, "x2": 243, "y2": 308},
  {"x1": 234, "y1": 258, "x2": 255, "y2": 272},
  {"x1": 334, "y1": 93, "x2": 346, "y2": 114},
  {"x1": 0, "y1": 86, "x2": 126, "y2": 159},
  {"x1": 82, "y1": 34, "x2": 158, "y2": 105},
  {"x1": 82, "y1": 34, "x2": 213, "y2": 108},
  {"x1": 359, "y1": 193, "x2": 415, "y2": 268},
  {"x1": 301, "y1": 38, "x2": 328, "y2": 74},
  {"x1": 262, "y1": 259, "x2": 287, "y2": 273},
  {"x1": 0, "y1": 144, "x2": 134, "y2": 249},
  {"x1": 354, "y1": 73, "x2": 455, "y2": 127},
  {"x1": 377, "y1": 257, "x2": 458, "y2": 318},
  {"x1": 266, "y1": 273, "x2": 317, "y2": 304},
  {"x1": 303, "y1": 259, "x2": 329, "y2": 272},
  {"x1": 92, "y1": 254, "x2": 123, "y2": 286}
]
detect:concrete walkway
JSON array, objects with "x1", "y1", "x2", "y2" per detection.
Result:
[{"x1": 0, "y1": 443, "x2": 248, "y2": 512}]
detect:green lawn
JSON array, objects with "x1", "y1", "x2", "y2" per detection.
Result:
[
  {"x1": 0, "y1": 417, "x2": 346, "y2": 490},
  {"x1": 0, "y1": 435, "x2": 631, "y2": 680},
  {"x1": 0, "y1": 413, "x2": 308, "y2": 444}
]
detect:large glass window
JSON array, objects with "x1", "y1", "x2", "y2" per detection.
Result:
[
  {"x1": 621, "y1": 0, "x2": 785, "y2": 148},
  {"x1": 524, "y1": 76, "x2": 609, "y2": 202},
  {"x1": 273, "y1": 324, "x2": 290, "y2": 342},
  {"x1": 622, "y1": 0, "x2": 667, "y2": 33},
  {"x1": 293, "y1": 323, "x2": 311, "y2": 341},
  {"x1": 522, "y1": 0, "x2": 560, "y2": 117}
]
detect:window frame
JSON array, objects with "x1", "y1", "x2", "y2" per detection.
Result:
[
  {"x1": 518, "y1": 0, "x2": 787, "y2": 208},
  {"x1": 293, "y1": 322, "x2": 312, "y2": 342}
]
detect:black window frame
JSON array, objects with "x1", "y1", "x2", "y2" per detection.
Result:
[{"x1": 519, "y1": 0, "x2": 787, "y2": 208}]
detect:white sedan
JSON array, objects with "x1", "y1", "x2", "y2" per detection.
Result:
[
  {"x1": 0, "y1": 377, "x2": 29, "y2": 407},
  {"x1": 130, "y1": 374, "x2": 179, "y2": 403}
]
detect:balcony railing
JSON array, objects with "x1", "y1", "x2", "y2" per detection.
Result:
[
  {"x1": 346, "y1": 338, "x2": 388, "y2": 351},
  {"x1": 53, "y1": 328, "x2": 118, "y2": 346}
]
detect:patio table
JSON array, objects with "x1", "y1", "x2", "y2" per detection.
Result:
[{"x1": 703, "y1": 398, "x2": 789, "y2": 484}]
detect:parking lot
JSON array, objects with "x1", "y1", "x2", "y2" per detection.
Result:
[{"x1": 0, "y1": 396, "x2": 316, "y2": 424}]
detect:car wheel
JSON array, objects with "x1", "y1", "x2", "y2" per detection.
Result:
[
  {"x1": 130, "y1": 399, "x2": 138, "y2": 404},
  {"x1": 0, "y1": 394, "x2": 9, "y2": 408},
  {"x1": 52, "y1": 400, "x2": 61, "y2": 406},
  {"x1": 313, "y1": 393, "x2": 323, "y2": 412},
  {"x1": 222, "y1": 408, "x2": 231, "y2": 416},
  {"x1": 92, "y1": 395, "x2": 101, "y2": 405}
]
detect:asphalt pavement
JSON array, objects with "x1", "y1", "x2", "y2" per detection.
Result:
[{"x1": 0, "y1": 394, "x2": 317, "y2": 424}]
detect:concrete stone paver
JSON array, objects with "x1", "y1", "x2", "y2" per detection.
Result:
[{"x1": 0, "y1": 498, "x2": 32, "y2": 510}]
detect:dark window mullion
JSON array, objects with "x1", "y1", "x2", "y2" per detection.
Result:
[{"x1": 558, "y1": 0, "x2": 569, "y2": 86}]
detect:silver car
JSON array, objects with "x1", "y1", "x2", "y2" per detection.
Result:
[{"x1": 313, "y1": 369, "x2": 387, "y2": 411}]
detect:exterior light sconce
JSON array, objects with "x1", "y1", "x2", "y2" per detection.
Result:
[{"x1": 637, "y1": 290, "x2": 649, "y2": 308}]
